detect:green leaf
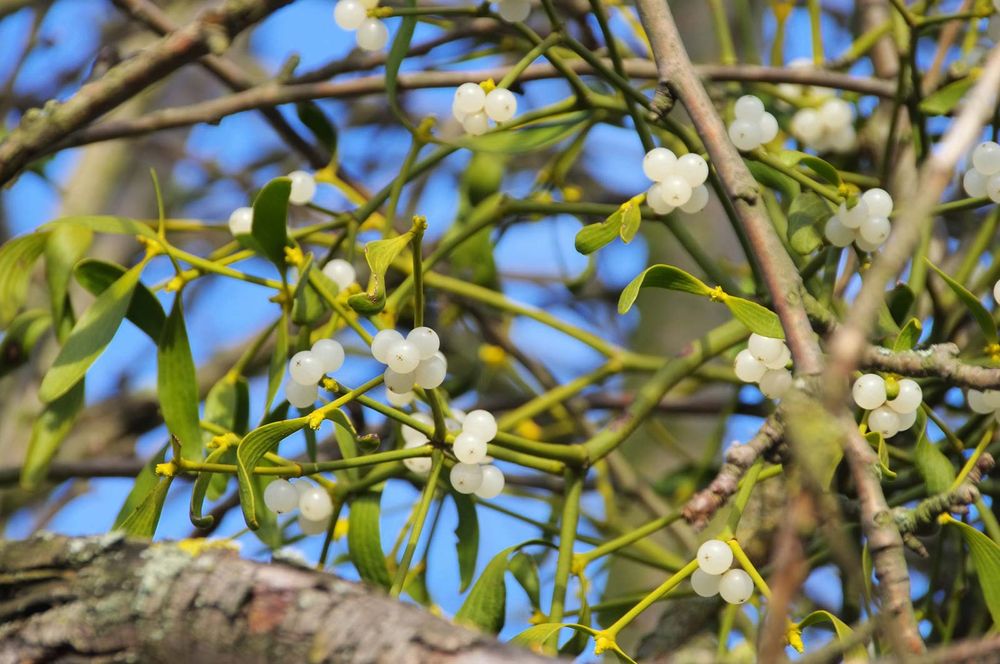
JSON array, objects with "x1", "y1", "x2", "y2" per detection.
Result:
[
  {"x1": 867, "y1": 431, "x2": 897, "y2": 480},
  {"x1": 20, "y1": 380, "x2": 84, "y2": 489},
  {"x1": 797, "y1": 610, "x2": 868, "y2": 662},
  {"x1": 251, "y1": 178, "x2": 292, "y2": 270},
  {"x1": 235, "y1": 417, "x2": 309, "y2": 529},
  {"x1": 574, "y1": 211, "x2": 623, "y2": 255},
  {"x1": 385, "y1": 2, "x2": 416, "y2": 123},
  {"x1": 202, "y1": 375, "x2": 249, "y2": 501},
  {"x1": 747, "y1": 160, "x2": 800, "y2": 201},
  {"x1": 618, "y1": 264, "x2": 712, "y2": 314},
  {"x1": 296, "y1": 102, "x2": 337, "y2": 154},
  {"x1": 455, "y1": 545, "x2": 514, "y2": 634},
  {"x1": 348, "y1": 491, "x2": 393, "y2": 588},
  {"x1": 780, "y1": 150, "x2": 842, "y2": 187},
  {"x1": 113, "y1": 443, "x2": 168, "y2": 528},
  {"x1": 118, "y1": 475, "x2": 174, "y2": 538},
  {"x1": 42, "y1": 215, "x2": 157, "y2": 238},
  {"x1": 158, "y1": 297, "x2": 203, "y2": 461},
  {"x1": 349, "y1": 229, "x2": 415, "y2": 315},
  {"x1": 947, "y1": 518, "x2": 1000, "y2": 627},
  {"x1": 250, "y1": 473, "x2": 283, "y2": 550},
  {"x1": 0, "y1": 309, "x2": 52, "y2": 379},
  {"x1": 74, "y1": 259, "x2": 166, "y2": 341},
  {"x1": 0, "y1": 232, "x2": 48, "y2": 328},
  {"x1": 452, "y1": 492, "x2": 479, "y2": 592},
  {"x1": 508, "y1": 552, "x2": 541, "y2": 610},
  {"x1": 893, "y1": 318, "x2": 922, "y2": 351},
  {"x1": 265, "y1": 315, "x2": 289, "y2": 415},
  {"x1": 455, "y1": 112, "x2": 589, "y2": 154},
  {"x1": 926, "y1": 259, "x2": 999, "y2": 344},
  {"x1": 887, "y1": 283, "x2": 915, "y2": 326},
  {"x1": 914, "y1": 417, "x2": 955, "y2": 494},
  {"x1": 189, "y1": 445, "x2": 231, "y2": 529},
  {"x1": 723, "y1": 296, "x2": 786, "y2": 339},
  {"x1": 787, "y1": 191, "x2": 831, "y2": 255},
  {"x1": 38, "y1": 260, "x2": 145, "y2": 403},
  {"x1": 510, "y1": 623, "x2": 568, "y2": 650},
  {"x1": 45, "y1": 224, "x2": 92, "y2": 327},
  {"x1": 919, "y1": 76, "x2": 976, "y2": 115},
  {"x1": 619, "y1": 200, "x2": 642, "y2": 244}
]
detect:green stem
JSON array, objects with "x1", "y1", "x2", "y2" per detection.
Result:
[
  {"x1": 498, "y1": 33, "x2": 561, "y2": 89},
  {"x1": 601, "y1": 559, "x2": 699, "y2": 638},
  {"x1": 577, "y1": 511, "x2": 684, "y2": 568},
  {"x1": 389, "y1": 450, "x2": 444, "y2": 596},
  {"x1": 549, "y1": 470, "x2": 583, "y2": 627}
]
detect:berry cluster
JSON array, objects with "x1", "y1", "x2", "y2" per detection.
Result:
[
  {"x1": 451, "y1": 83, "x2": 518, "y2": 136},
  {"x1": 333, "y1": 0, "x2": 389, "y2": 51},
  {"x1": 823, "y1": 188, "x2": 894, "y2": 252},
  {"x1": 496, "y1": 0, "x2": 530, "y2": 22},
  {"x1": 285, "y1": 338, "x2": 346, "y2": 408},
  {"x1": 966, "y1": 389, "x2": 1000, "y2": 418},
  {"x1": 852, "y1": 374, "x2": 922, "y2": 438},
  {"x1": 227, "y1": 170, "x2": 317, "y2": 236},
  {"x1": 371, "y1": 327, "x2": 447, "y2": 398},
  {"x1": 733, "y1": 333, "x2": 793, "y2": 399},
  {"x1": 727, "y1": 95, "x2": 779, "y2": 151},
  {"x1": 691, "y1": 539, "x2": 755, "y2": 605},
  {"x1": 263, "y1": 478, "x2": 334, "y2": 534},
  {"x1": 641, "y1": 148, "x2": 710, "y2": 215},
  {"x1": 961, "y1": 141, "x2": 1000, "y2": 203},
  {"x1": 790, "y1": 98, "x2": 857, "y2": 154}
]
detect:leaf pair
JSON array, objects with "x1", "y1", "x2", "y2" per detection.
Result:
[{"x1": 574, "y1": 196, "x2": 642, "y2": 255}]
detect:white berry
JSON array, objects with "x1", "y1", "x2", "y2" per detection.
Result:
[
  {"x1": 659, "y1": 174, "x2": 693, "y2": 207},
  {"x1": 791, "y1": 108, "x2": 822, "y2": 144},
  {"x1": 484, "y1": 88, "x2": 517, "y2": 122},
  {"x1": 887, "y1": 379, "x2": 922, "y2": 414},
  {"x1": 642, "y1": 147, "x2": 678, "y2": 182},
  {"x1": 719, "y1": 569, "x2": 754, "y2": 604},
  {"x1": 402, "y1": 413, "x2": 433, "y2": 444},
  {"x1": 758, "y1": 112, "x2": 779, "y2": 144},
  {"x1": 896, "y1": 407, "x2": 918, "y2": 432},
  {"x1": 762, "y1": 343, "x2": 791, "y2": 371},
  {"x1": 289, "y1": 350, "x2": 325, "y2": 385},
  {"x1": 646, "y1": 183, "x2": 675, "y2": 215},
  {"x1": 322, "y1": 259, "x2": 356, "y2": 291},
  {"x1": 697, "y1": 539, "x2": 733, "y2": 575},
  {"x1": 748, "y1": 333, "x2": 785, "y2": 364},
  {"x1": 300, "y1": 514, "x2": 328, "y2": 535},
  {"x1": 973, "y1": 141, "x2": 1000, "y2": 175},
  {"x1": 497, "y1": 0, "x2": 531, "y2": 22},
  {"x1": 852, "y1": 374, "x2": 887, "y2": 410},
  {"x1": 986, "y1": 174, "x2": 1000, "y2": 203},
  {"x1": 734, "y1": 349, "x2": 767, "y2": 383},
  {"x1": 264, "y1": 479, "x2": 299, "y2": 513},
  {"x1": 454, "y1": 83, "x2": 486, "y2": 114},
  {"x1": 964, "y1": 168, "x2": 988, "y2": 198},
  {"x1": 311, "y1": 339, "x2": 345, "y2": 374},
  {"x1": 462, "y1": 111, "x2": 490, "y2": 136},
  {"x1": 854, "y1": 234, "x2": 882, "y2": 253},
  {"x1": 691, "y1": 568, "x2": 721, "y2": 597},
  {"x1": 728, "y1": 118, "x2": 762, "y2": 151},
  {"x1": 386, "y1": 340, "x2": 421, "y2": 373},
  {"x1": 299, "y1": 486, "x2": 333, "y2": 521},
  {"x1": 463, "y1": 409, "x2": 498, "y2": 441},
  {"x1": 403, "y1": 436, "x2": 432, "y2": 474},
  {"x1": 372, "y1": 329, "x2": 405, "y2": 364},
  {"x1": 386, "y1": 388, "x2": 414, "y2": 407},
  {"x1": 994, "y1": 279, "x2": 1000, "y2": 306},
  {"x1": 384, "y1": 367, "x2": 416, "y2": 394},
  {"x1": 414, "y1": 353, "x2": 447, "y2": 389},
  {"x1": 450, "y1": 463, "x2": 484, "y2": 494},
  {"x1": 824, "y1": 215, "x2": 856, "y2": 248},
  {"x1": 859, "y1": 216, "x2": 890, "y2": 246},
  {"x1": 819, "y1": 98, "x2": 852, "y2": 129},
  {"x1": 734, "y1": 95, "x2": 765, "y2": 121},
  {"x1": 680, "y1": 185, "x2": 710, "y2": 213},
  {"x1": 968, "y1": 389, "x2": 995, "y2": 414},
  {"x1": 356, "y1": 18, "x2": 389, "y2": 51},
  {"x1": 868, "y1": 405, "x2": 901, "y2": 437},
  {"x1": 862, "y1": 188, "x2": 893, "y2": 217},
  {"x1": 286, "y1": 380, "x2": 318, "y2": 409},
  {"x1": 677, "y1": 153, "x2": 709, "y2": 187},
  {"x1": 407, "y1": 327, "x2": 440, "y2": 359},
  {"x1": 475, "y1": 465, "x2": 505, "y2": 499},
  {"x1": 759, "y1": 368, "x2": 792, "y2": 399},
  {"x1": 839, "y1": 200, "x2": 869, "y2": 229},
  {"x1": 983, "y1": 389, "x2": 1000, "y2": 409},
  {"x1": 453, "y1": 431, "x2": 488, "y2": 464},
  {"x1": 228, "y1": 207, "x2": 253, "y2": 236},
  {"x1": 287, "y1": 170, "x2": 317, "y2": 206},
  {"x1": 333, "y1": 0, "x2": 366, "y2": 30}
]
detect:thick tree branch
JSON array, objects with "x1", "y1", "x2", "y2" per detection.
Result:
[
  {"x1": 0, "y1": 0, "x2": 294, "y2": 186},
  {"x1": 861, "y1": 343, "x2": 1000, "y2": 389},
  {"x1": 0, "y1": 534, "x2": 549, "y2": 663}
]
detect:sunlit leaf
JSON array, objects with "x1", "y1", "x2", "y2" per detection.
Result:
[
  {"x1": 0, "y1": 232, "x2": 48, "y2": 329},
  {"x1": 74, "y1": 259, "x2": 166, "y2": 341},
  {"x1": 618, "y1": 264, "x2": 712, "y2": 314},
  {"x1": 158, "y1": 297, "x2": 203, "y2": 460}
]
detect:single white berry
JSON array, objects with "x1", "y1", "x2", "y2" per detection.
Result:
[
  {"x1": 264, "y1": 479, "x2": 299, "y2": 513},
  {"x1": 896, "y1": 407, "x2": 918, "y2": 432},
  {"x1": 658, "y1": 174, "x2": 693, "y2": 207},
  {"x1": 450, "y1": 463, "x2": 484, "y2": 494},
  {"x1": 676, "y1": 153, "x2": 709, "y2": 187},
  {"x1": 824, "y1": 215, "x2": 856, "y2": 248},
  {"x1": 454, "y1": 83, "x2": 487, "y2": 114},
  {"x1": 828, "y1": 123, "x2": 858, "y2": 154},
  {"x1": 691, "y1": 568, "x2": 721, "y2": 597},
  {"x1": 311, "y1": 338, "x2": 345, "y2": 374},
  {"x1": 386, "y1": 340, "x2": 421, "y2": 373},
  {"x1": 286, "y1": 380, "x2": 318, "y2": 409},
  {"x1": 696, "y1": 539, "x2": 733, "y2": 575},
  {"x1": 758, "y1": 112, "x2": 779, "y2": 144},
  {"x1": 463, "y1": 409, "x2": 498, "y2": 441},
  {"x1": 862, "y1": 188, "x2": 893, "y2": 217},
  {"x1": 972, "y1": 141, "x2": 1000, "y2": 175},
  {"x1": 791, "y1": 108, "x2": 822, "y2": 144},
  {"x1": 868, "y1": 405, "x2": 901, "y2": 437},
  {"x1": 228, "y1": 207, "x2": 253, "y2": 235},
  {"x1": 680, "y1": 184, "x2": 709, "y2": 213},
  {"x1": 289, "y1": 350, "x2": 325, "y2": 385},
  {"x1": 322, "y1": 259, "x2": 356, "y2": 291},
  {"x1": 762, "y1": 344, "x2": 791, "y2": 371},
  {"x1": 859, "y1": 216, "x2": 890, "y2": 246},
  {"x1": 734, "y1": 349, "x2": 767, "y2": 383},
  {"x1": 333, "y1": 0, "x2": 366, "y2": 30},
  {"x1": 887, "y1": 378, "x2": 922, "y2": 414},
  {"x1": 642, "y1": 147, "x2": 678, "y2": 182},
  {"x1": 402, "y1": 413, "x2": 433, "y2": 444},
  {"x1": 983, "y1": 389, "x2": 1000, "y2": 409},
  {"x1": 300, "y1": 514, "x2": 328, "y2": 535},
  {"x1": 355, "y1": 18, "x2": 389, "y2": 51},
  {"x1": 414, "y1": 353, "x2": 447, "y2": 389},
  {"x1": 462, "y1": 111, "x2": 490, "y2": 136},
  {"x1": 299, "y1": 486, "x2": 334, "y2": 521},
  {"x1": 853, "y1": 234, "x2": 882, "y2": 253},
  {"x1": 386, "y1": 388, "x2": 414, "y2": 407},
  {"x1": 819, "y1": 98, "x2": 852, "y2": 129},
  {"x1": 497, "y1": 0, "x2": 531, "y2": 22},
  {"x1": 719, "y1": 569, "x2": 754, "y2": 604},
  {"x1": 646, "y1": 184, "x2": 675, "y2": 215},
  {"x1": 475, "y1": 465, "x2": 505, "y2": 499},
  {"x1": 403, "y1": 436, "x2": 432, "y2": 474},
  {"x1": 451, "y1": 97, "x2": 467, "y2": 123},
  {"x1": 453, "y1": 431, "x2": 488, "y2": 464},
  {"x1": 372, "y1": 329, "x2": 405, "y2": 363},
  {"x1": 384, "y1": 367, "x2": 416, "y2": 394},
  {"x1": 748, "y1": 333, "x2": 785, "y2": 364},
  {"x1": 734, "y1": 95, "x2": 765, "y2": 121},
  {"x1": 287, "y1": 171, "x2": 317, "y2": 206},
  {"x1": 759, "y1": 368, "x2": 792, "y2": 398},
  {"x1": 994, "y1": 278, "x2": 1000, "y2": 305},
  {"x1": 407, "y1": 327, "x2": 440, "y2": 359},
  {"x1": 852, "y1": 374, "x2": 887, "y2": 410},
  {"x1": 968, "y1": 389, "x2": 995, "y2": 414},
  {"x1": 964, "y1": 168, "x2": 988, "y2": 198},
  {"x1": 839, "y1": 200, "x2": 869, "y2": 229},
  {"x1": 986, "y1": 174, "x2": 1000, "y2": 203},
  {"x1": 728, "y1": 118, "x2": 762, "y2": 151},
  {"x1": 484, "y1": 88, "x2": 517, "y2": 122}
]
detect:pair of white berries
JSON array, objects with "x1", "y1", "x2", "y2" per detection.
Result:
[
  {"x1": 642, "y1": 147, "x2": 710, "y2": 215},
  {"x1": 823, "y1": 188, "x2": 895, "y2": 252},
  {"x1": 790, "y1": 97, "x2": 857, "y2": 154},
  {"x1": 452, "y1": 83, "x2": 518, "y2": 136},
  {"x1": 691, "y1": 539, "x2": 754, "y2": 605},
  {"x1": 333, "y1": 0, "x2": 389, "y2": 51},
  {"x1": 727, "y1": 95, "x2": 779, "y2": 151},
  {"x1": 263, "y1": 478, "x2": 334, "y2": 533},
  {"x1": 372, "y1": 327, "x2": 447, "y2": 396},
  {"x1": 733, "y1": 333, "x2": 793, "y2": 399},
  {"x1": 286, "y1": 338, "x2": 347, "y2": 408},
  {"x1": 967, "y1": 388, "x2": 1000, "y2": 418},
  {"x1": 851, "y1": 374, "x2": 922, "y2": 438},
  {"x1": 961, "y1": 141, "x2": 1000, "y2": 203},
  {"x1": 227, "y1": 171, "x2": 318, "y2": 236}
]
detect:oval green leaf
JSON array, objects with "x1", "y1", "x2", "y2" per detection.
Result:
[
  {"x1": 926, "y1": 259, "x2": 999, "y2": 344},
  {"x1": 453, "y1": 491, "x2": 479, "y2": 592},
  {"x1": 20, "y1": 380, "x2": 84, "y2": 489},
  {"x1": 235, "y1": 417, "x2": 309, "y2": 529},
  {"x1": 0, "y1": 232, "x2": 49, "y2": 329},
  {"x1": 348, "y1": 491, "x2": 393, "y2": 588},
  {"x1": 947, "y1": 518, "x2": 1000, "y2": 627},
  {"x1": 251, "y1": 178, "x2": 292, "y2": 270},
  {"x1": 75, "y1": 259, "x2": 166, "y2": 341},
  {"x1": 723, "y1": 296, "x2": 785, "y2": 339},
  {"x1": 158, "y1": 296, "x2": 203, "y2": 460},
  {"x1": 618, "y1": 264, "x2": 712, "y2": 314}
]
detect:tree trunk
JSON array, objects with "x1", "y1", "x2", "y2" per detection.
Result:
[{"x1": 0, "y1": 534, "x2": 552, "y2": 663}]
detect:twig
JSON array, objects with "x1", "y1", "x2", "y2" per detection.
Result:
[{"x1": 861, "y1": 343, "x2": 1000, "y2": 389}]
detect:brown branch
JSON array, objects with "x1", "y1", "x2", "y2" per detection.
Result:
[
  {"x1": 861, "y1": 343, "x2": 1000, "y2": 389},
  {"x1": 0, "y1": 534, "x2": 549, "y2": 663},
  {"x1": 0, "y1": 0, "x2": 294, "y2": 186}
]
